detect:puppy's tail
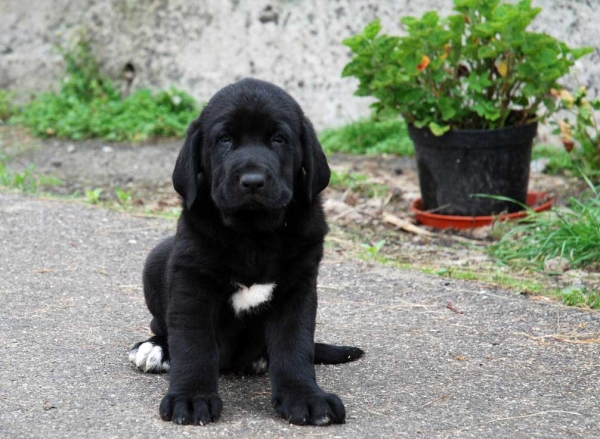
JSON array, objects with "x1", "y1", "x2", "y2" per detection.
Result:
[{"x1": 314, "y1": 343, "x2": 364, "y2": 365}]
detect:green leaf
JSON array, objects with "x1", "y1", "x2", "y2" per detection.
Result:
[
  {"x1": 363, "y1": 19, "x2": 382, "y2": 39},
  {"x1": 473, "y1": 22, "x2": 495, "y2": 37},
  {"x1": 478, "y1": 45, "x2": 498, "y2": 59},
  {"x1": 571, "y1": 47, "x2": 594, "y2": 60},
  {"x1": 538, "y1": 47, "x2": 559, "y2": 66},
  {"x1": 421, "y1": 11, "x2": 440, "y2": 27},
  {"x1": 589, "y1": 99, "x2": 600, "y2": 111},
  {"x1": 542, "y1": 97, "x2": 556, "y2": 113},
  {"x1": 439, "y1": 97, "x2": 457, "y2": 121},
  {"x1": 400, "y1": 16, "x2": 418, "y2": 27},
  {"x1": 429, "y1": 122, "x2": 450, "y2": 136},
  {"x1": 579, "y1": 104, "x2": 592, "y2": 121}
]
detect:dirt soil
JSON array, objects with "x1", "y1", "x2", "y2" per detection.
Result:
[{"x1": 1, "y1": 125, "x2": 598, "y2": 295}]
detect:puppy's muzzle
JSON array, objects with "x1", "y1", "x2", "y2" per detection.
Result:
[
  {"x1": 234, "y1": 167, "x2": 274, "y2": 209},
  {"x1": 213, "y1": 146, "x2": 291, "y2": 215}
]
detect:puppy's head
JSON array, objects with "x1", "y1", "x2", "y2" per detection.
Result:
[{"x1": 172, "y1": 78, "x2": 330, "y2": 232}]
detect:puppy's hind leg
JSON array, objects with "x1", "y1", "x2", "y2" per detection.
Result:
[
  {"x1": 129, "y1": 313, "x2": 169, "y2": 373},
  {"x1": 129, "y1": 332, "x2": 170, "y2": 374},
  {"x1": 129, "y1": 236, "x2": 174, "y2": 374}
]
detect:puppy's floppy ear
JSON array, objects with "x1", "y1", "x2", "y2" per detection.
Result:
[
  {"x1": 172, "y1": 118, "x2": 203, "y2": 210},
  {"x1": 301, "y1": 117, "x2": 331, "y2": 203}
]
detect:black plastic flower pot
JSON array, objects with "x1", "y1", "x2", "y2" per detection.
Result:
[{"x1": 408, "y1": 122, "x2": 538, "y2": 216}]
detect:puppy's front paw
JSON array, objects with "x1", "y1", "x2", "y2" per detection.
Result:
[
  {"x1": 159, "y1": 392, "x2": 223, "y2": 426},
  {"x1": 272, "y1": 390, "x2": 345, "y2": 426}
]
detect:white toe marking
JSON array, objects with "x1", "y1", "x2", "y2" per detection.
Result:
[
  {"x1": 231, "y1": 283, "x2": 275, "y2": 315},
  {"x1": 315, "y1": 415, "x2": 330, "y2": 426},
  {"x1": 135, "y1": 342, "x2": 154, "y2": 368},
  {"x1": 130, "y1": 342, "x2": 170, "y2": 373},
  {"x1": 128, "y1": 347, "x2": 138, "y2": 364},
  {"x1": 144, "y1": 346, "x2": 163, "y2": 372}
]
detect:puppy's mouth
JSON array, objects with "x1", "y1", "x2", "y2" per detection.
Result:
[
  {"x1": 237, "y1": 196, "x2": 290, "y2": 212},
  {"x1": 212, "y1": 188, "x2": 292, "y2": 215},
  {"x1": 212, "y1": 189, "x2": 292, "y2": 232},
  {"x1": 237, "y1": 198, "x2": 275, "y2": 211},
  {"x1": 218, "y1": 204, "x2": 288, "y2": 233}
]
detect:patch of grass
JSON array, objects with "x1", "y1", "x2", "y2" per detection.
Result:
[
  {"x1": 12, "y1": 37, "x2": 199, "y2": 141},
  {"x1": 0, "y1": 156, "x2": 61, "y2": 193},
  {"x1": 81, "y1": 185, "x2": 180, "y2": 218},
  {"x1": 489, "y1": 176, "x2": 600, "y2": 270},
  {"x1": 489, "y1": 273, "x2": 548, "y2": 294},
  {"x1": 329, "y1": 169, "x2": 368, "y2": 188},
  {"x1": 0, "y1": 90, "x2": 15, "y2": 122},
  {"x1": 144, "y1": 206, "x2": 182, "y2": 219},
  {"x1": 329, "y1": 169, "x2": 388, "y2": 197},
  {"x1": 560, "y1": 286, "x2": 600, "y2": 309},
  {"x1": 319, "y1": 118, "x2": 413, "y2": 156},
  {"x1": 532, "y1": 144, "x2": 578, "y2": 175},
  {"x1": 365, "y1": 253, "x2": 553, "y2": 296},
  {"x1": 329, "y1": 224, "x2": 595, "y2": 310},
  {"x1": 433, "y1": 267, "x2": 478, "y2": 281}
]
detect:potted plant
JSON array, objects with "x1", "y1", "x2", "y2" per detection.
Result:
[{"x1": 342, "y1": 0, "x2": 592, "y2": 216}]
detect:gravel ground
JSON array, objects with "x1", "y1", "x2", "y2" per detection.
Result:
[{"x1": 0, "y1": 191, "x2": 598, "y2": 438}]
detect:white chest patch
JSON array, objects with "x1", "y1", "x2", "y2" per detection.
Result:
[{"x1": 231, "y1": 283, "x2": 275, "y2": 315}]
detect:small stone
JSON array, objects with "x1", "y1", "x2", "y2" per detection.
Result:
[
  {"x1": 101, "y1": 146, "x2": 114, "y2": 153},
  {"x1": 544, "y1": 256, "x2": 570, "y2": 273},
  {"x1": 66, "y1": 145, "x2": 76, "y2": 153},
  {"x1": 43, "y1": 401, "x2": 56, "y2": 411},
  {"x1": 50, "y1": 158, "x2": 62, "y2": 167},
  {"x1": 530, "y1": 158, "x2": 550, "y2": 174},
  {"x1": 470, "y1": 225, "x2": 493, "y2": 240},
  {"x1": 258, "y1": 5, "x2": 278, "y2": 24}
]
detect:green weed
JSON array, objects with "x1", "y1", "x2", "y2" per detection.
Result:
[
  {"x1": 146, "y1": 207, "x2": 182, "y2": 220},
  {"x1": 114, "y1": 187, "x2": 132, "y2": 207},
  {"x1": 489, "y1": 176, "x2": 600, "y2": 270},
  {"x1": 0, "y1": 160, "x2": 61, "y2": 193},
  {"x1": 560, "y1": 286, "x2": 600, "y2": 309},
  {"x1": 435, "y1": 267, "x2": 453, "y2": 277},
  {"x1": 329, "y1": 169, "x2": 388, "y2": 197},
  {"x1": 319, "y1": 118, "x2": 413, "y2": 156},
  {"x1": 12, "y1": 37, "x2": 199, "y2": 141},
  {"x1": 84, "y1": 188, "x2": 103, "y2": 204},
  {"x1": 532, "y1": 144, "x2": 578, "y2": 175},
  {"x1": 0, "y1": 90, "x2": 15, "y2": 121},
  {"x1": 360, "y1": 239, "x2": 386, "y2": 258}
]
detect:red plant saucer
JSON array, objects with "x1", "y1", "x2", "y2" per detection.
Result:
[{"x1": 410, "y1": 192, "x2": 555, "y2": 229}]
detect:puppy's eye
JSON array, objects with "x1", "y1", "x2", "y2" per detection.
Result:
[
  {"x1": 217, "y1": 134, "x2": 232, "y2": 145},
  {"x1": 271, "y1": 133, "x2": 285, "y2": 145}
]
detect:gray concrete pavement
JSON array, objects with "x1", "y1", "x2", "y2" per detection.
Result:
[{"x1": 0, "y1": 192, "x2": 598, "y2": 438}]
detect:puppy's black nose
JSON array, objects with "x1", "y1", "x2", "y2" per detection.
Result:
[{"x1": 239, "y1": 172, "x2": 266, "y2": 191}]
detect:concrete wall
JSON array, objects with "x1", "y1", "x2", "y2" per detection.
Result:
[{"x1": 1, "y1": 0, "x2": 599, "y2": 129}]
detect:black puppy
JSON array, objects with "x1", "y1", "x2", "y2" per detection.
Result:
[{"x1": 129, "y1": 78, "x2": 363, "y2": 426}]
